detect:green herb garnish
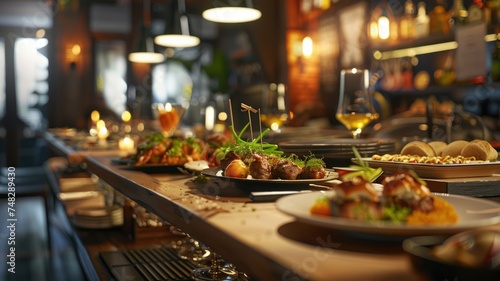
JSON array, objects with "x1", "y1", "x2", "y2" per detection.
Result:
[
  {"x1": 341, "y1": 146, "x2": 383, "y2": 182},
  {"x1": 217, "y1": 124, "x2": 284, "y2": 160},
  {"x1": 382, "y1": 203, "x2": 412, "y2": 222}
]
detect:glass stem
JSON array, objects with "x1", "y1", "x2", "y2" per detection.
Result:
[
  {"x1": 352, "y1": 129, "x2": 361, "y2": 139},
  {"x1": 208, "y1": 252, "x2": 221, "y2": 277}
]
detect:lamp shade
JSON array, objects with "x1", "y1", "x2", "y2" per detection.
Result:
[
  {"x1": 154, "y1": 0, "x2": 200, "y2": 48},
  {"x1": 128, "y1": 26, "x2": 164, "y2": 63},
  {"x1": 128, "y1": 0, "x2": 164, "y2": 63},
  {"x1": 202, "y1": 0, "x2": 261, "y2": 23},
  {"x1": 154, "y1": 15, "x2": 200, "y2": 48}
]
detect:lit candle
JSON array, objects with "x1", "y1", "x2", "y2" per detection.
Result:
[
  {"x1": 96, "y1": 120, "x2": 109, "y2": 144},
  {"x1": 118, "y1": 135, "x2": 135, "y2": 154},
  {"x1": 205, "y1": 105, "x2": 215, "y2": 131}
]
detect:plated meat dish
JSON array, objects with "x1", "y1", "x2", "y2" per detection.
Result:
[
  {"x1": 207, "y1": 124, "x2": 327, "y2": 180},
  {"x1": 222, "y1": 152, "x2": 326, "y2": 180},
  {"x1": 310, "y1": 171, "x2": 458, "y2": 225},
  {"x1": 133, "y1": 134, "x2": 205, "y2": 166}
]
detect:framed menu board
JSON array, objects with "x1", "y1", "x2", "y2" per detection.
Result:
[
  {"x1": 318, "y1": 10, "x2": 339, "y2": 96},
  {"x1": 318, "y1": 0, "x2": 370, "y2": 123},
  {"x1": 338, "y1": 0, "x2": 370, "y2": 69}
]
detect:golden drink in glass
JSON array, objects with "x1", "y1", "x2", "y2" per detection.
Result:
[
  {"x1": 336, "y1": 69, "x2": 379, "y2": 139},
  {"x1": 154, "y1": 103, "x2": 186, "y2": 136}
]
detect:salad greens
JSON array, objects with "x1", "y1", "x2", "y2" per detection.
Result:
[{"x1": 340, "y1": 146, "x2": 383, "y2": 182}]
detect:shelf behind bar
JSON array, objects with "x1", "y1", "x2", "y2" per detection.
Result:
[{"x1": 373, "y1": 33, "x2": 498, "y2": 61}]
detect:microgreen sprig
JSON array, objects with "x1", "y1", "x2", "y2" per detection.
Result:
[{"x1": 227, "y1": 123, "x2": 283, "y2": 157}]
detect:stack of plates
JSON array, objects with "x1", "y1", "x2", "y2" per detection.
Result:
[
  {"x1": 73, "y1": 205, "x2": 124, "y2": 229},
  {"x1": 370, "y1": 138, "x2": 397, "y2": 154},
  {"x1": 278, "y1": 138, "x2": 397, "y2": 166},
  {"x1": 58, "y1": 191, "x2": 104, "y2": 215}
]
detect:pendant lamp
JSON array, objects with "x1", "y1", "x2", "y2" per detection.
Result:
[
  {"x1": 202, "y1": 0, "x2": 261, "y2": 23},
  {"x1": 128, "y1": 0, "x2": 164, "y2": 63},
  {"x1": 154, "y1": 0, "x2": 200, "y2": 48}
]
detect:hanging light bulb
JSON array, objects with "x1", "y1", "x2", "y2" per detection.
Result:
[
  {"x1": 202, "y1": 0, "x2": 262, "y2": 23},
  {"x1": 377, "y1": 0, "x2": 396, "y2": 41},
  {"x1": 154, "y1": 0, "x2": 200, "y2": 48},
  {"x1": 302, "y1": 36, "x2": 313, "y2": 57},
  {"x1": 129, "y1": 0, "x2": 164, "y2": 63},
  {"x1": 378, "y1": 13, "x2": 390, "y2": 40}
]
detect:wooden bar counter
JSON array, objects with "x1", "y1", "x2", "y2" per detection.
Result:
[
  {"x1": 82, "y1": 155, "x2": 421, "y2": 281},
  {"x1": 44, "y1": 132, "x2": 500, "y2": 281}
]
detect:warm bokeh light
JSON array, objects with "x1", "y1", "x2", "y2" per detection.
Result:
[
  {"x1": 205, "y1": 105, "x2": 215, "y2": 131},
  {"x1": 378, "y1": 16, "x2": 390, "y2": 40},
  {"x1": 91, "y1": 110, "x2": 100, "y2": 123},
  {"x1": 118, "y1": 135, "x2": 135, "y2": 153},
  {"x1": 72, "y1": 44, "x2": 81, "y2": 56},
  {"x1": 302, "y1": 37, "x2": 313, "y2": 57},
  {"x1": 121, "y1": 110, "x2": 132, "y2": 122},
  {"x1": 218, "y1": 112, "x2": 228, "y2": 121}
]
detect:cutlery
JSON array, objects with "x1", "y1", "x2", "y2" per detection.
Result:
[{"x1": 249, "y1": 190, "x2": 315, "y2": 202}]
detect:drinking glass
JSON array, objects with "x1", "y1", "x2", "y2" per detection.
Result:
[
  {"x1": 191, "y1": 251, "x2": 238, "y2": 281},
  {"x1": 336, "y1": 68, "x2": 379, "y2": 139},
  {"x1": 152, "y1": 102, "x2": 188, "y2": 137},
  {"x1": 260, "y1": 83, "x2": 289, "y2": 132},
  {"x1": 169, "y1": 226, "x2": 211, "y2": 263}
]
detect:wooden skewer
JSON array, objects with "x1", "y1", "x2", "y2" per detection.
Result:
[
  {"x1": 258, "y1": 109, "x2": 263, "y2": 153},
  {"x1": 241, "y1": 103, "x2": 257, "y2": 140},
  {"x1": 240, "y1": 103, "x2": 257, "y2": 113},
  {"x1": 228, "y1": 98, "x2": 234, "y2": 129}
]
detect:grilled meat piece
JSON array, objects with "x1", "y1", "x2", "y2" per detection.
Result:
[
  {"x1": 416, "y1": 195, "x2": 434, "y2": 212},
  {"x1": 299, "y1": 166, "x2": 326, "y2": 179},
  {"x1": 382, "y1": 172, "x2": 433, "y2": 211},
  {"x1": 249, "y1": 154, "x2": 273, "y2": 179},
  {"x1": 273, "y1": 159, "x2": 303, "y2": 180}
]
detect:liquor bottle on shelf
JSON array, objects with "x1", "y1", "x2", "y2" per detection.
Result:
[
  {"x1": 491, "y1": 35, "x2": 500, "y2": 82},
  {"x1": 400, "y1": 0, "x2": 416, "y2": 40},
  {"x1": 468, "y1": 0, "x2": 485, "y2": 24},
  {"x1": 429, "y1": 0, "x2": 450, "y2": 35},
  {"x1": 449, "y1": 0, "x2": 468, "y2": 29},
  {"x1": 414, "y1": 1, "x2": 430, "y2": 38},
  {"x1": 486, "y1": 0, "x2": 498, "y2": 29},
  {"x1": 377, "y1": 0, "x2": 398, "y2": 41},
  {"x1": 483, "y1": 0, "x2": 493, "y2": 26}
]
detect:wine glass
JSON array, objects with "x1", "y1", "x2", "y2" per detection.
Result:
[
  {"x1": 169, "y1": 226, "x2": 211, "y2": 263},
  {"x1": 191, "y1": 251, "x2": 239, "y2": 281},
  {"x1": 260, "y1": 83, "x2": 289, "y2": 132},
  {"x1": 336, "y1": 68, "x2": 379, "y2": 139},
  {"x1": 152, "y1": 102, "x2": 188, "y2": 137}
]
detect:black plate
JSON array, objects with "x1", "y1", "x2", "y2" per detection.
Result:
[
  {"x1": 403, "y1": 235, "x2": 500, "y2": 281},
  {"x1": 110, "y1": 157, "x2": 134, "y2": 166},
  {"x1": 200, "y1": 167, "x2": 338, "y2": 185}
]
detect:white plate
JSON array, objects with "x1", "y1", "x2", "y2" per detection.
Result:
[
  {"x1": 276, "y1": 192, "x2": 500, "y2": 237},
  {"x1": 183, "y1": 160, "x2": 209, "y2": 172},
  {"x1": 58, "y1": 191, "x2": 101, "y2": 201},
  {"x1": 73, "y1": 205, "x2": 124, "y2": 229},
  {"x1": 358, "y1": 158, "x2": 500, "y2": 179}
]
